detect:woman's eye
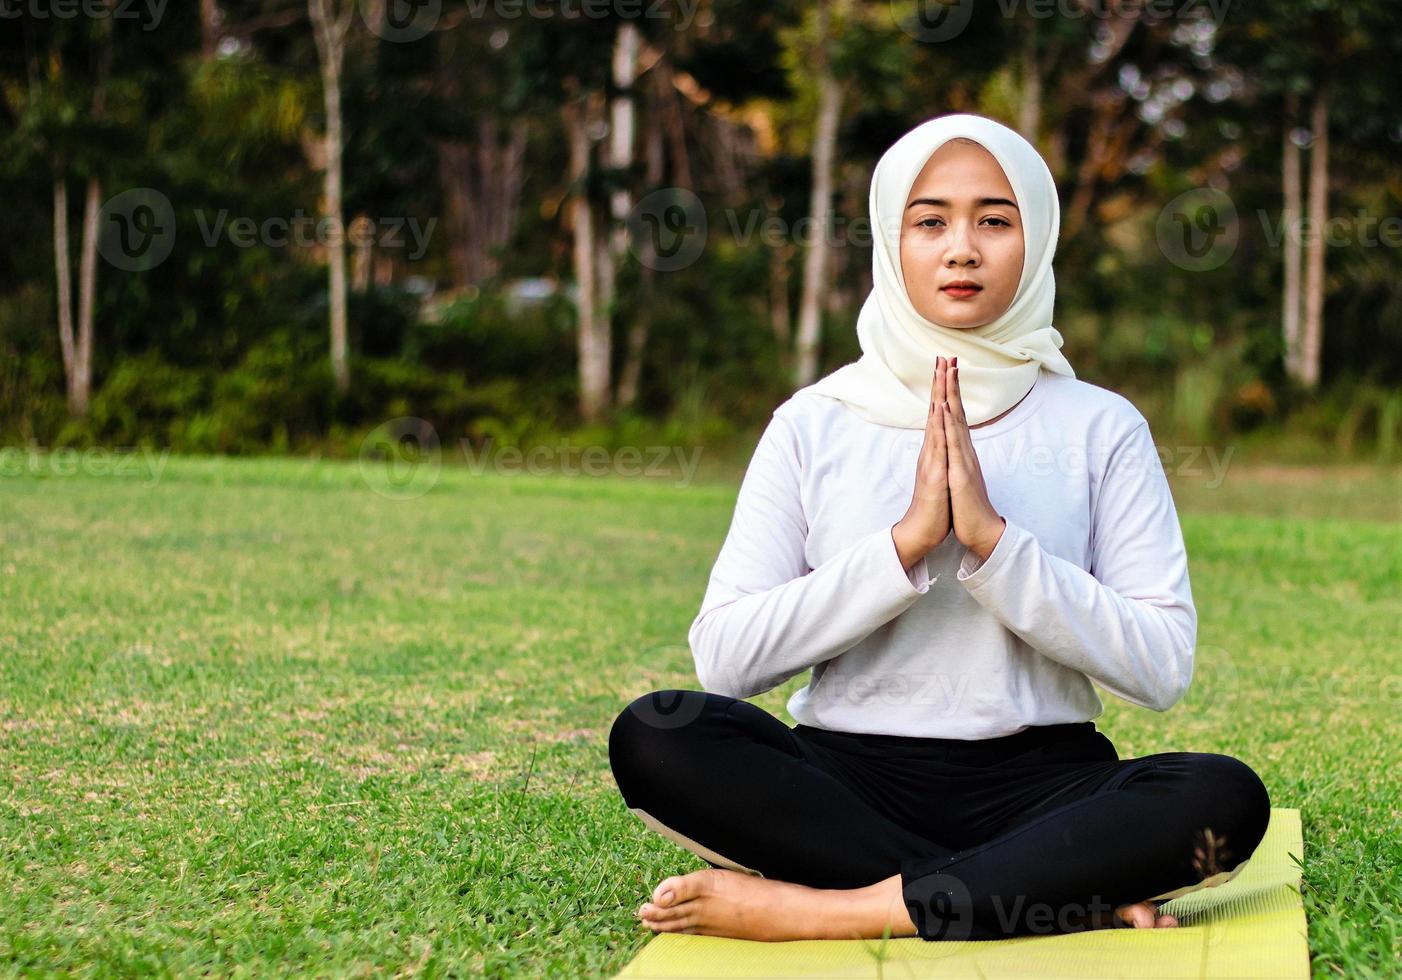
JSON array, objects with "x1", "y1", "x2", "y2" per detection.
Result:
[{"x1": 916, "y1": 217, "x2": 1011, "y2": 229}]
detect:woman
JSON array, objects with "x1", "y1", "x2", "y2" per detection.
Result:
[{"x1": 608, "y1": 113, "x2": 1271, "y2": 943}]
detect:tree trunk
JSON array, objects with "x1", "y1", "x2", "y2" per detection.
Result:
[
  {"x1": 436, "y1": 117, "x2": 528, "y2": 288},
  {"x1": 351, "y1": 213, "x2": 372, "y2": 293},
  {"x1": 769, "y1": 237, "x2": 794, "y2": 376},
  {"x1": 437, "y1": 141, "x2": 474, "y2": 287},
  {"x1": 595, "y1": 21, "x2": 638, "y2": 408},
  {"x1": 617, "y1": 50, "x2": 666, "y2": 410},
  {"x1": 1281, "y1": 91, "x2": 1303, "y2": 383},
  {"x1": 53, "y1": 176, "x2": 78, "y2": 413},
  {"x1": 1018, "y1": 20, "x2": 1042, "y2": 141},
  {"x1": 309, "y1": 0, "x2": 352, "y2": 394},
  {"x1": 792, "y1": 0, "x2": 844, "y2": 388},
  {"x1": 1300, "y1": 81, "x2": 1329, "y2": 390},
  {"x1": 564, "y1": 84, "x2": 610, "y2": 423},
  {"x1": 73, "y1": 175, "x2": 100, "y2": 417},
  {"x1": 657, "y1": 55, "x2": 692, "y2": 190}
]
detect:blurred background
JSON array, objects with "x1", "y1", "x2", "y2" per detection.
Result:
[{"x1": 2, "y1": 0, "x2": 1401, "y2": 479}]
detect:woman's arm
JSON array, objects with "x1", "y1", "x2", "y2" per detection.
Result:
[
  {"x1": 953, "y1": 420, "x2": 1197, "y2": 711},
  {"x1": 689, "y1": 412, "x2": 933, "y2": 700}
]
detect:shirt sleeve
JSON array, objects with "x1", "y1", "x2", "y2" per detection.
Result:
[
  {"x1": 688, "y1": 412, "x2": 934, "y2": 700},
  {"x1": 953, "y1": 420, "x2": 1196, "y2": 711}
]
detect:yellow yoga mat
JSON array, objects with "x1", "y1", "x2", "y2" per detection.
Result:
[{"x1": 613, "y1": 807, "x2": 1307, "y2": 979}]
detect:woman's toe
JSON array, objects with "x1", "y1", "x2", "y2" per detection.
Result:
[
  {"x1": 643, "y1": 900, "x2": 691, "y2": 922},
  {"x1": 652, "y1": 875, "x2": 685, "y2": 907},
  {"x1": 656, "y1": 869, "x2": 717, "y2": 908}
]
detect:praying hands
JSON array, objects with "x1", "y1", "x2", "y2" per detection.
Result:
[{"x1": 893, "y1": 356, "x2": 1006, "y2": 568}]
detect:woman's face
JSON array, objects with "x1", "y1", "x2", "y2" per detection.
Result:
[{"x1": 899, "y1": 139, "x2": 1024, "y2": 329}]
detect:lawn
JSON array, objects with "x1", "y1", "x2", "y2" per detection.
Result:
[{"x1": 1, "y1": 452, "x2": 1398, "y2": 977}]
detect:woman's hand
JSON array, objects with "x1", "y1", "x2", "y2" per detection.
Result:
[
  {"x1": 892, "y1": 357, "x2": 953, "y2": 570},
  {"x1": 942, "y1": 356, "x2": 1006, "y2": 561}
]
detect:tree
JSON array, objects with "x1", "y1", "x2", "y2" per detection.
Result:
[
  {"x1": 9, "y1": 18, "x2": 118, "y2": 417},
  {"x1": 561, "y1": 79, "x2": 611, "y2": 423},
  {"x1": 1215, "y1": 0, "x2": 1402, "y2": 390},
  {"x1": 308, "y1": 0, "x2": 353, "y2": 394},
  {"x1": 791, "y1": 0, "x2": 849, "y2": 389}
]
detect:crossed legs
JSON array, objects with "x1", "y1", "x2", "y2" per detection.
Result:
[{"x1": 608, "y1": 689, "x2": 1271, "y2": 942}]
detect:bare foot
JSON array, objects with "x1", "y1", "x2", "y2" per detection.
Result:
[
  {"x1": 635, "y1": 868, "x2": 916, "y2": 942},
  {"x1": 633, "y1": 869, "x2": 1178, "y2": 940}
]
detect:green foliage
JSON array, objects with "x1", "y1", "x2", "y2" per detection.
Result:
[{"x1": 0, "y1": 1, "x2": 1399, "y2": 463}]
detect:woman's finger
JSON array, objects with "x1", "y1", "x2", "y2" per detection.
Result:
[
  {"x1": 948, "y1": 358, "x2": 966, "y2": 426},
  {"x1": 926, "y1": 362, "x2": 942, "y2": 431},
  {"x1": 950, "y1": 365, "x2": 971, "y2": 455},
  {"x1": 919, "y1": 362, "x2": 942, "y2": 475},
  {"x1": 943, "y1": 398, "x2": 963, "y2": 474},
  {"x1": 949, "y1": 361, "x2": 984, "y2": 473}
]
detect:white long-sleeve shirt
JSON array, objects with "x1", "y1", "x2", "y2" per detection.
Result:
[{"x1": 687, "y1": 368, "x2": 1197, "y2": 739}]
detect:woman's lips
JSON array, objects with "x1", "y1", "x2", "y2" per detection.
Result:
[{"x1": 941, "y1": 285, "x2": 982, "y2": 298}]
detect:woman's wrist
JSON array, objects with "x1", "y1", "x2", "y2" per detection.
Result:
[
  {"x1": 892, "y1": 518, "x2": 945, "y2": 570},
  {"x1": 968, "y1": 516, "x2": 1007, "y2": 562}
]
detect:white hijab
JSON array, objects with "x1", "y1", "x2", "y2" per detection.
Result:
[{"x1": 801, "y1": 113, "x2": 1075, "y2": 428}]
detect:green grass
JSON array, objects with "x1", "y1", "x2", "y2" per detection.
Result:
[{"x1": 1, "y1": 453, "x2": 1398, "y2": 977}]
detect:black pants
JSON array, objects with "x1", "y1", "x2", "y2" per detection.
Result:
[{"x1": 608, "y1": 689, "x2": 1272, "y2": 941}]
